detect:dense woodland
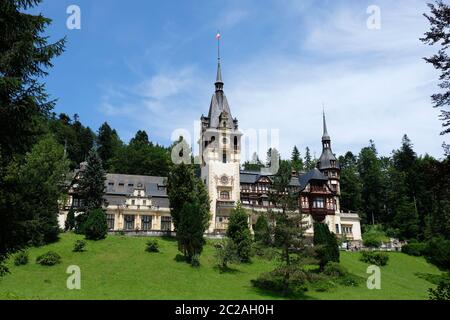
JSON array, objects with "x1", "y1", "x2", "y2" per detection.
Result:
[{"x1": 1, "y1": 0, "x2": 449, "y2": 281}]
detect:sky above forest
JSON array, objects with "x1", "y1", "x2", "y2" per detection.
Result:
[{"x1": 32, "y1": 0, "x2": 446, "y2": 160}]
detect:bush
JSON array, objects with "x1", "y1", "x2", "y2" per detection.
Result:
[
  {"x1": 254, "y1": 215, "x2": 271, "y2": 246},
  {"x1": 73, "y1": 240, "x2": 86, "y2": 252},
  {"x1": 84, "y1": 209, "x2": 108, "y2": 241},
  {"x1": 363, "y1": 234, "x2": 382, "y2": 248},
  {"x1": 65, "y1": 209, "x2": 76, "y2": 231},
  {"x1": 428, "y1": 276, "x2": 450, "y2": 300},
  {"x1": 190, "y1": 254, "x2": 200, "y2": 268},
  {"x1": 360, "y1": 251, "x2": 389, "y2": 266},
  {"x1": 313, "y1": 223, "x2": 340, "y2": 269},
  {"x1": 215, "y1": 239, "x2": 239, "y2": 271},
  {"x1": 145, "y1": 239, "x2": 159, "y2": 253},
  {"x1": 362, "y1": 225, "x2": 389, "y2": 248},
  {"x1": 402, "y1": 241, "x2": 428, "y2": 257},
  {"x1": 426, "y1": 237, "x2": 450, "y2": 270},
  {"x1": 36, "y1": 251, "x2": 61, "y2": 266},
  {"x1": 0, "y1": 261, "x2": 9, "y2": 277},
  {"x1": 14, "y1": 251, "x2": 29, "y2": 266},
  {"x1": 323, "y1": 261, "x2": 348, "y2": 277},
  {"x1": 251, "y1": 268, "x2": 307, "y2": 296}
]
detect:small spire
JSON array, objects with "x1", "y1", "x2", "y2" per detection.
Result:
[
  {"x1": 322, "y1": 106, "x2": 330, "y2": 142},
  {"x1": 215, "y1": 31, "x2": 223, "y2": 91}
]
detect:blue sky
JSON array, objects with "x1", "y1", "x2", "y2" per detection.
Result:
[{"x1": 32, "y1": 0, "x2": 445, "y2": 160}]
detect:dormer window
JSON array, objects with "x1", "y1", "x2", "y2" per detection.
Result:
[{"x1": 331, "y1": 160, "x2": 336, "y2": 168}]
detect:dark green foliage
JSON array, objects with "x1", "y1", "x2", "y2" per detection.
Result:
[
  {"x1": 338, "y1": 152, "x2": 362, "y2": 212},
  {"x1": 0, "y1": 261, "x2": 9, "y2": 277},
  {"x1": 227, "y1": 202, "x2": 252, "y2": 263},
  {"x1": 215, "y1": 239, "x2": 239, "y2": 271},
  {"x1": 167, "y1": 162, "x2": 210, "y2": 262},
  {"x1": 291, "y1": 146, "x2": 304, "y2": 173},
  {"x1": 109, "y1": 130, "x2": 171, "y2": 177},
  {"x1": 77, "y1": 150, "x2": 106, "y2": 210},
  {"x1": 360, "y1": 251, "x2": 389, "y2": 266},
  {"x1": 363, "y1": 235, "x2": 382, "y2": 248},
  {"x1": 242, "y1": 152, "x2": 264, "y2": 171},
  {"x1": 190, "y1": 254, "x2": 200, "y2": 268},
  {"x1": 177, "y1": 201, "x2": 210, "y2": 262},
  {"x1": 14, "y1": 251, "x2": 29, "y2": 266},
  {"x1": 421, "y1": 0, "x2": 450, "y2": 136},
  {"x1": 313, "y1": 223, "x2": 340, "y2": 269},
  {"x1": 65, "y1": 209, "x2": 76, "y2": 232},
  {"x1": 97, "y1": 122, "x2": 122, "y2": 170},
  {"x1": 426, "y1": 237, "x2": 450, "y2": 270},
  {"x1": 145, "y1": 239, "x2": 159, "y2": 253},
  {"x1": 83, "y1": 209, "x2": 108, "y2": 241},
  {"x1": 304, "y1": 147, "x2": 314, "y2": 170},
  {"x1": 74, "y1": 213, "x2": 87, "y2": 235},
  {"x1": 73, "y1": 240, "x2": 86, "y2": 252},
  {"x1": 429, "y1": 276, "x2": 450, "y2": 300},
  {"x1": 36, "y1": 251, "x2": 61, "y2": 266},
  {"x1": 254, "y1": 214, "x2": 271, "y2": 246},
  {"x1": 402, "y1": 241, "x2": 428, "y2": 257},
  {"x1": 323, "y1": 261, "x2": 347, "y2": 277},
  {"x1": 48, "y1": 113, "x2": 95, "y2": 169},
  {"x1": 251, "y1": 267, "x2": 308, "y2": 296}
]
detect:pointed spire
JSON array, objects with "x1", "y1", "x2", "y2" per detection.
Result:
[
  {"x1": 215, "y1": 31, "x2": 223, "y2": 91},
  {"x1": 322, "y1": 107, "x2": 330, "y2": 142}
]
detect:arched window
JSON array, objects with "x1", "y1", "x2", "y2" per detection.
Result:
[
  {"x1": 234, "y1": 136, "x2": 238, "y2": 151},
  {"x1": 222, "y1": 151, "x2": 227, "y2": 163}
]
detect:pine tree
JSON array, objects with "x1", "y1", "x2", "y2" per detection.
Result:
[
  {"x1": 291, "y1": 146, "x2": 304, "y2": 173},
  {"x1": 0, "y1": 0, "x2": 65, "y2": 258},
  {"x1": 227, "y1": 202, "x2": 252, "y2": 263},
  {"x1": 167, "y1": 163, "x2": 210, "y2": 261},
  {"x1": 304, "y1": 147, "x2": 313, "y2": 170},
  {"x1": 421, "y1": 0, "x2": 450, "y2": 137},
  {"x1": 338, "y1": 152, "x2": 362, "y2": 212},
  {"x1": 78, "y1": 149, "x2": 106, "y2": 210},
  {"x1": 97, "y1": 122, "x2": 121, "y2": 169},
  {"x1": 313, "y1": 223, "x2": 340, "y2": 269}
]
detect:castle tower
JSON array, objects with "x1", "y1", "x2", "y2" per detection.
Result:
[
  {"x1": 317, "y1": 111, "x2": 341, "y2": 212},
  {"x1": 200, "y1": 50, "x2": 242, "y2": 233}
]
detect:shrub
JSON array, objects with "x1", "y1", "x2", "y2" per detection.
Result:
[
  {"x1": 254, "y1": 215, "x2": 271, "y2": 246},
  {"x1": 145, "y1": 239, "x2": 159, "y2": 253},
  {"x1": 360, "y1": 251, "x2": 389, "y2": 266},
  {"x1": 402, "y1": 241, "x2": 428, "y2": 257},
  {"x1": 73, "y1": 240, "x2": 86, "y2": 252},
  {"x1": 215, "y1": 239, "x2": 239, "y2": 271},
  {"x1": 362, "y1": 225, "x2": 389, "y2": 248},
  {"x1": 84, "y1": 209, "x2": 108, "y2": 241},
  {"x1": 74, "y1": 213, "x2": 87, "y2": 234},
  {"x1": 65, "y1": 209, "x2": 76, "y2": 231},
  {"x1": 36, "y1": 251, "x2": 61, "y2": 266},
  {"x1": 426, "y1": 237, "x2": 450, "y2": 270},
  {"x1": 0, "y1": 262, "x2": 9, "y2": 277},
  {"x1": 313, "y1": 223, "x2": 340, "y2": 269},
  {"x1": 190, "y1": 254, "x2": 200, "y2": 268},
  {"x1": 251, "y1": 268, "x2": 308, "y2": 296},
  {"x1": 227, "y1": 203, "x2": 252, "y2": 263},
  {"x1": 428, "y1": 276, "x2": 450, "y2": 300},
  {"x1": 14, "y1": 251, "x2": 29, "y2": 266},
  {"x1": 323, "y1": 261, "x2": 348, "y2": 277}
]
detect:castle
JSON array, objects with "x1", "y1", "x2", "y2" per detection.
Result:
[{"x1": 61, "y1": 54, "x2": 362, "y2": 245}]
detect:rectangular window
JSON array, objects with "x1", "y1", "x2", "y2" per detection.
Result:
[
  {"x1": 222, "y1": 152, "x2": 227, "y2": 163},
  {"x1": 107, "y1": 214, "x2": 115, "y2": 230},
  {"x1": 312, "y1": 197, "x2": 324, "y2": 208},
  {"x1": 161, "y1": 216, "x2": 172, "y2": 231},
  {"x1": 335, "y1": 224, "x2": 340, "y2": 234},
  {"x1": 131, "y1": 200, "x2": 135, "y2": 205},
  {"x1": 124, "y1": 215, "x2": 135, "y2": 230},
  {"x1": 141, "y1": 216, "x2": 152, "y2": 231}
]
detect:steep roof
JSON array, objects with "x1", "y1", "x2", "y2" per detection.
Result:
[
  {"x1": 318, "y1": 148, "x2": 339, "y2": 170},
  {"x1": 298, "y1": 168, "x2": 328, "y2": 190}
]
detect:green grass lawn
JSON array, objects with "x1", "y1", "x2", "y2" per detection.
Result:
[{"x1": 0, "y1": 233, "x2": 443, "y2": 300}]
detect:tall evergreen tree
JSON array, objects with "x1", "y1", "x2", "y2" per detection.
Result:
[
  {"x1": 78, "y1": 149, "x2": 106, "y2": 211},
  {"x1": 357, "y1": 141, "x2": 384, "y2": 224},
  {"x1": 167, "y1": 163, "x2": 210, "y2": 261},
  {"x1": 338, "y1": 152, "x2": 362, "y2": 212},
  {"x1": 0, "y1": 0, "x2": 65, "y2": 259},
  {"x1": 304, "y1": 147, "x2": 314, "y2": 170},
  {"x1": 97, "y1": 122, "x2": 121, "y2": 169},
  {"x1": 421, "y1": 0, "x2": 450, "y2": 138},
  {"x1": 227, "y1": 202, "x2": 252, "y2": 263},
  {"x1": 291, "y1": 146, "x2": 304, "y2": 173}
]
